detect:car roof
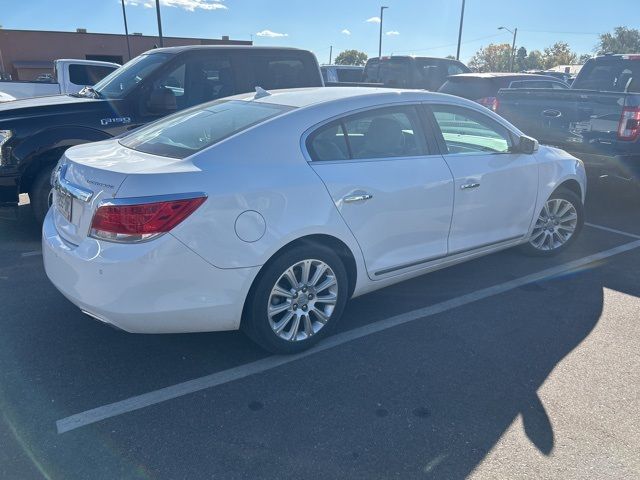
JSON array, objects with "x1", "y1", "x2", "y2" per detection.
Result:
[
  {"x1": 226, "y1": 86, "x2": 455, "y2": 108},
  {"x1": 146, "y1": 45, "x2": 307, "y2": 55}
]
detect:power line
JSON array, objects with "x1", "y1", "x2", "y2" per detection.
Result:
[{"x1": 392, "y1": 32, "x2": 503, "y2": 54}]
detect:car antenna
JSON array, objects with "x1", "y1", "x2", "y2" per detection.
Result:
[{"x1": 254, "y1": 86, "x2": 272, "y2": 99}]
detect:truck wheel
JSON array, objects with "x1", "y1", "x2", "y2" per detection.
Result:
[{"x1": 30, "y1": 165, "x2": 55, "y2": 224}]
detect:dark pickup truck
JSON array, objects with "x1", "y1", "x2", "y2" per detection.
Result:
[
  {"x1": 497, "y1": 54, "x2": 640, "y2": 185},
  {"x1": 0, "y1": 45, "x2": 322, "y2": 221}
]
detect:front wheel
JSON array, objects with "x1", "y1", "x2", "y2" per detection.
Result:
[
  {"x1": 519, "y1": 188, "x2": 584, "y2": 256},
  {"x1": 30, "y1": 165, "x2": 55, "y2": 224},
  {"x1": 242, "y1": 245, "x2": 349, "y2": 354}
]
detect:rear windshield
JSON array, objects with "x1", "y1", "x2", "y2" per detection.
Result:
[
  {"x1": 573, "y1": 58, "x2": 640, "y2": 92},
  {"x1": 438, "y1": 77, "x2": 497, "y2": 100},
  {"x1": 120, "y1": 99, "x2": 293, "y2": 158},
  {"x1": 336, "y1": 69, "x2": 363, "y2": 83},
  {"x1": 363, "y1": 58, "x2": 411, "y2": 86}
]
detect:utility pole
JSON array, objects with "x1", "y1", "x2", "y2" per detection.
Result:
[
  {"x1": 329, "y1": 46, "x2": 333, "y2": 64},
  {"x1": 121, "y1": 0, "x2": 132, "y2": 61},
  {"x1": 155, "y1": 0, "x2": 164, "y2": 47},
  {"x1": 456, "y1": 0, "x2": 466, "y2": 61},
  {"x1": 499, "y1": 26, "x2": 518, "y2": 72},
  {"x1": 378, "y1": 6, "x2": 388, "y2": 59}
]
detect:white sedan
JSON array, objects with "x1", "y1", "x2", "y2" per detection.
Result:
[{"x1": 43, "y1": 87, "x2": 586, "y2": 353}]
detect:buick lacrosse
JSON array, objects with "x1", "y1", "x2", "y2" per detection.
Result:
[{"x1": 43, "y1": 87, "x2": 586, "y2": 353}]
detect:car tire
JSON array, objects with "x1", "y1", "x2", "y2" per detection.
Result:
[
  {"x1": 30, "y1": 165, "x2": 55, "y2": 224},
  {"x1": 519, "y1": 187, "x2": 584, "y2": 257},
  {"x1": 242, "y1": 244, "x2": 349, "y2": 354}
]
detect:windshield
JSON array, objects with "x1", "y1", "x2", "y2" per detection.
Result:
[
  {"x1": 93, "y1": 53, "x2": 171, "y2": 99},
  {"x1": 120, "y1": 99, "x2": 294, "y2": 158}
]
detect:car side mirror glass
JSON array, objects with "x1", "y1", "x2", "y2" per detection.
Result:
[{"x1": 518, "y1": 135, "x2": 539, "y2": 154}]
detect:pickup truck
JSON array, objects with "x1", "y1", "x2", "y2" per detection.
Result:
[
  {"x1": 0, "y1": 59, "x2": 120, "y2": 101},
  {"x1": 361, "y1": 56, "x2": 470, "y2": 90},
  {"x1": 0, "y1": 46, "x2": 323, "y2": 221},
  {"x1": 497, "y1": 54, "x2": 640, "y2": 185}
]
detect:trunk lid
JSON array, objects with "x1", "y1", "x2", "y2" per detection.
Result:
[{"x1": 52, "y1": 139, "x2": 194, "y2": 245}]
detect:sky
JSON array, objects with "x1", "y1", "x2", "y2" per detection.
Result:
[{"x1": 0, "y1": 0, "x2": 636, "y2": 63}]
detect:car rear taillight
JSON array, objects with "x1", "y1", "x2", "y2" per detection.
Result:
[
  {"x1": 476, "y1": 96, "x2": 499, "y2": 112},
  {"x1": 90, "y1": 194, "x2": 206, "y2": 243},
  {"x1": 617, "y1": 107, "x2": 640, "y2": 141}
]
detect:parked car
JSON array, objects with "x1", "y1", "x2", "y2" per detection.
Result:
[
  {"x1": 497, "y1": 54, "x2": 640, "y2": 185},
  {"x1": 321, "y1": 65, "x2": 364, "y2": 83},
  {"x1": 525, "y1": 70, "x2": 574, "y2": 85},
  {"x1": 0, "y1": 59, "x2": 120, "y2": 100},
  {"x1": 43, "y1": 87, "x2": 586, "y2": 354},
  {"x1": 439, "y1": 73, "x2": 569, "y2": 111},
  {"x1": 0, "y1": 46, "x2": 323, "y2": 221},
  {"x1": 360, "y1": 56, "x2": 470, "y2": 90}
]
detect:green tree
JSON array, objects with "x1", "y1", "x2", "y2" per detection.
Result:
[
  {"x1": 514, "y1": 46, "x2": 528, "y2": 71},
  {"x1": 597, "y1": 27, "x2": 640, "y2": 54},
  {"x1": 445, "y1": 55, "x2": 456, "y2": 60},
  {"x1": 542, "y1": 42, "x2": 578, "y2": 69},
  {"x1": 334, "y1": 50, "x2": 368, "y2": 66},
  {"x1": 578, "y1": 53, "x2": 592, "y2": 64},
  {"x1": 468, "y1": 43, "x2": 512, "y2": 72},
  {"x1": 525, "y1": 50, "x2": 545, "y2": 70}
]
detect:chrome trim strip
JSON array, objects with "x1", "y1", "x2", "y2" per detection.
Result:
[
  {"x1": 373, "y1": 235, "x2": 524, "y2": 276},
  {"x1": 54, "y1": 164, "x2": 94, "y2": 203},
  {"x1": 96, "y1": 191, "x2": 208, "y2": 207}
]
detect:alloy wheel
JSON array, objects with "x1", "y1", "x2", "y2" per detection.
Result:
[
  {"x1": 267, "y1": 259, "x2": 338, "y2": 342},
  {"x1": 529, "y1": 198, "x2": 578, "y2": 251}
]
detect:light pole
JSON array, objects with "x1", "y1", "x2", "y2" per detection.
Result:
[
  {"x1": 378, "y1": 6, "x2": 388, "y2": 59},
  {"x1": 121, "y1": 0, "x2": 132, "y2": 61},
  {"x1": 155, "y1": 0, "x2": 164, "y2": 47},
  {"x1": 499, "y1": 26, "x2": 518, "y2": 72},
  {"x1": 456, "y1": 0, "x2": 466, "y2": 61},
  {"x1": 329, "y1": 46, "x2": 333, "y2": 64}
]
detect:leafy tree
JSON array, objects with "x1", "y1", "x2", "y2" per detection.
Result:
[
  {"x1": 445, "y1": 55, "x2": 456, "y2": 60},
  {"x1": 468, "y1": 43, "x2": 512, "y2": 72},
  {"x1": 514, "y1": 47, "x2": 528, "y2": 71},
  {"x1": 525, "y1": 50, "x2": 545, "y2": 70},
  {"x1": 597, "y1": 27, "x2": 640, "y2": 54},
  {"x1": 542, "y1": 42, "x2": 578, "y2": 69},
  {"x1": 578, "y1": 53, "x2": 593, "y2": 64},
  {"x1": 334, "y1": 50, "x2": 368, "y2": 66}
]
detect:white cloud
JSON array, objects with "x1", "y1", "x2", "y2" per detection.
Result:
[
  {"x1": 341, "y1": 29, "x2": 351, "y2": 35},
  {"x1": 365, "y1": 17, "x2": 381, "y2": 23},
  {"x1": 124, "y1": 0, "x2": 228, "y2": 11},
  {"x1": 256, "y1": 29, "x2": 288, "y2": 38},
  {"x1": 386, "y1": 30, "x2": 400, "y2": 36}
]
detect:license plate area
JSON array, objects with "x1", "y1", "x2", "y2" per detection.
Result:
[{"x1": 56, "y1": 190, "x2": 73, "y2": 222}]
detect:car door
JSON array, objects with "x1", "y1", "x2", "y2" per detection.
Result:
[
  {"x1": 307, "y1": 105, "x2": 454, "y2": 279},
  {"x1": 426, "y1": 104, "x2": 539, "y2": 253}
]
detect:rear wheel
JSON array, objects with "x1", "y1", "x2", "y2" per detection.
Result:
[
  {"x1": 29, "y1": 165, "x2": 55, "y2": 224},
  {"x1": 520, "y1": 188, "x2": 584, "y2": 256},
  {"x1": 242, "y1": 245, "x2": 348, "y2": 354}
]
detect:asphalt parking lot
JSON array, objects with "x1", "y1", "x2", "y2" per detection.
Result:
[{"x1": 1, "y1": 183, "x2": 639, "y2": 480}]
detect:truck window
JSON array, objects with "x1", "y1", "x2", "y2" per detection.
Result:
[
  {"x1": 574, "y1": 60, "x2": 640, "y2": 92},
  {"x1": 68, "y1": 65, "x2": 118, "y2": 86},
  {"x1": 94, "y1": 53, "x2": 171, "y2": 99},
  {"x1": 253, "y1": 58, "x2": 308, "y2": 90}
]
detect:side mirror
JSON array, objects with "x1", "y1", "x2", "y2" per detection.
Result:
[
  {"x1": 518, "y1": 135, "x2": 539, "y2": 154},
  {"x1": 147, "y1": 87, "x2": 177, "y2": 115}
]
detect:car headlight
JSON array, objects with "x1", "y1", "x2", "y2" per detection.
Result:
[{"x1": 0, "y1": 130, "x2": 13, "y2": 166}]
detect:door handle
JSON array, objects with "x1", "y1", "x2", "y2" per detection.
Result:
[
  {"x1": 343, "y1": 193, "x2": 373, "y2": 203},
  {"x1": 460, "y1": 183, "x2": 480, "y2": 190}
]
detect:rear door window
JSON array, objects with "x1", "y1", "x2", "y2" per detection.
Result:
[
  {"x1": 252, "y1": 56, "x2": 317, "y2": 90},
  {"x1": 574, "y1": 59, "x2": 640, "y2": 92}
]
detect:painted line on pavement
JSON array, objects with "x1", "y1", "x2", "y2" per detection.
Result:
[
  {"x1": 56, "y1": 238, "x2": 640, "y2": 434},
  {"x1": 21, "y1": 250, "x2": 42, "y2": 258},
  {"x1": 586, "y1": 223, "x2": 640, "y2": 240}
]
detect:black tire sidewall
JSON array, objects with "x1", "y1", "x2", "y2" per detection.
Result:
[
  {"x1": 243, "y1": 245, "x2": 349, "y2": 354},
  {"x1": 30, "y1": 165, "x2": 55, "y2": 224},
  {"x1": 521, "y1": 188, "x2": 584, "y2": 257}
]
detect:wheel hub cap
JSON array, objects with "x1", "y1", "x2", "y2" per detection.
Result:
[{"x1": 529, "y1": 198, "x2": 578, "y2": 251}]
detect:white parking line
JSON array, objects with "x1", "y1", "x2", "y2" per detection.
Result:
[
  {"x1": 586, "y1": 223, "x2": 640, "y2": 240},
  {"x1": 55, "y1": 238, "x2": 640, "y2": 434},
  {"x1": 21, "y1": 250, "x2": 42, "y2": 258}
]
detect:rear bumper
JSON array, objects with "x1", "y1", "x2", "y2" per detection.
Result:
[{"x1": 42, "y1": 210, "x2": 260, "y2": 333}]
